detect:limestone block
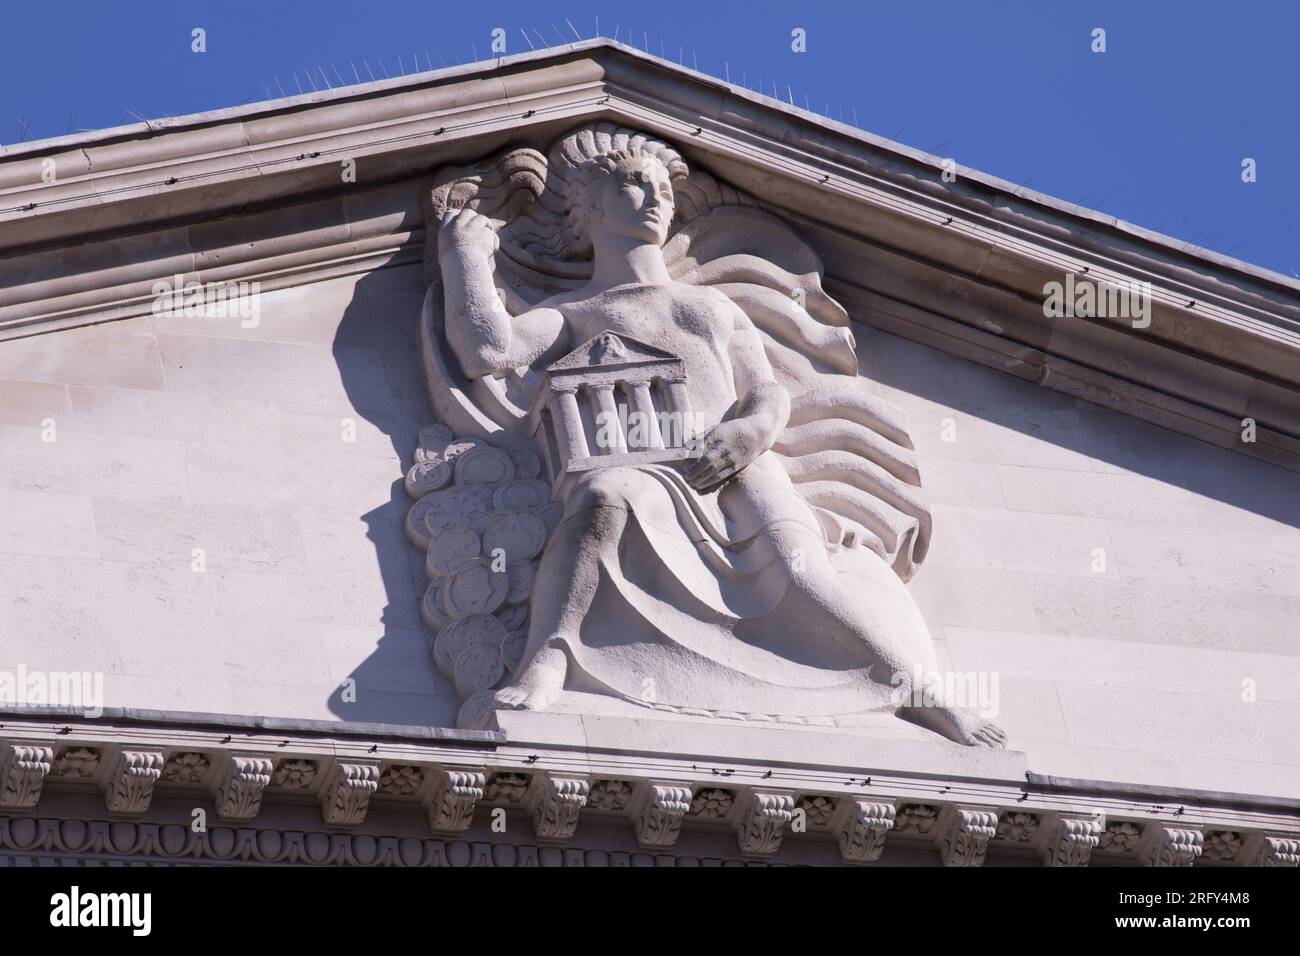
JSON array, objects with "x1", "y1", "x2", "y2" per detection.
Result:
[
  {"x1": 156, "y1": 331, "x2": 392, "y2": 410},
  {"x1": 0, "y1": 489, "x2": 98, "y2": 558},
  {"x1": 1, "y1": 426, "x2": 187, "y2": 500},
  {"x1": 68, "y1": 383, "x2": 400, "y2": 455},
  {"x1": 182, "y1": 440, "x2": 400, "y2": 512},
  {"x1": 0, "y1": 317, "x2": 164, "y2": 390},
  {"x1": 0, "y1": 552, "x2": 213, "y2": 617},
  {"x1": 932, "y1": 566, "x2": 1240, "y2": 649},
  {"x1": 208, "y1": 567, "x2": 420, "y2": 629},
  {"x1": 929, "y1": 504, "x2": 1117, "y2": 579},
  {"x1": 0, "y1": 379, "x2": 71, "y2": 426},
  {"x1": 93, "y1": 497, "x2": 307, "y2": 573}
]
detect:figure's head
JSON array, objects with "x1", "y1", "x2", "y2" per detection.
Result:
[
  {"x1": 550, "y1": 125, "x2": 688, "y2": 256},
  {"x1": 579, "y1": 150, "x2": 675, "y2": 247}
]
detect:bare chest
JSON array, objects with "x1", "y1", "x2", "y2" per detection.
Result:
[{"x1": 562, "y1": 286, "x2": 733, "y2": 355}]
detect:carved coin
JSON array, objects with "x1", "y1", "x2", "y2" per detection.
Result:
[
  {"x1": 500, "y1": 630, "x2": 528, "y2": 673},
  {"x1": 404, "y1": 497, "x2": 438, "y2": 549},
  {"x1": 492, "y1": 478, "x2": 552, "y2": 511},
  {"x1": 433, "y1": 613, "x2": 508, "y2": 679},
  {"x1": 423, "y1": 485, "x2": 492, "y2": 533},
  {"x1": 502, "y1": 446, "x2": 542, "y2": 479},
  {"x1": 482, "y1": 511, "x2": 548, "y2": 563},
  {"x1": 425, "y1": 525, "x2": 482, "y2": 578},
  {"x1": 496, "y1": 604, "x2": 528, "y2": 632},
  {"x1": 413, "y1": 424, "x2": 455, "y2": 462},
  {"x1": 440, "y1": 438, "x2": 483, "y2": 463},
  {"x1": 504, "y1": 561, "x2": 535, "y2": 605},
  {"x1": 405, "y1": 458, "x2": 453, "y2": 499},
  {"x1": 442, "y1": 558, "x2": 509, "y2": 618},
  {"x1": 421, "y1": 581, "x2": 449, "y2": 632},
  {"x1": 454, "y1": 446, "x2": 516, "y2": 486},
  {"x1": 454, "y1": 643, "x2": 505, "y2": 697},
  {"x1": 457, "y1": 690, "x2": 500, "y2": 731}
]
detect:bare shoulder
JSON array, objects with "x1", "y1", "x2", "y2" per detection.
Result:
[
  {"x1": 666, "y1": 282, "x2": 745, "y2": 315},
  {"x1": 528, "y1": 287, "x2": 588, "y2": 314},
  {"x1": 697, "y1": 285, "x2": 756, "y2": 330}
]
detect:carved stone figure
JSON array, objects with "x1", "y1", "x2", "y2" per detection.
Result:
[{"x1": 410, "y1": 122, "x2": 1005, "y2": 747}]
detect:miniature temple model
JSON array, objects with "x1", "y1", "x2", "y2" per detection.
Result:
[{"x1": 531, "y1": 332, "x2": 693, "y2": 499}]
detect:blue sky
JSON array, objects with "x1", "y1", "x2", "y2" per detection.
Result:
[{"x1": 3, "y1": 1, "x2": 1296, "y2": 277}]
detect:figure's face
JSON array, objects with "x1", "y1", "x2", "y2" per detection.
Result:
[{"x1": 590, "y1": 156, "x2": 674, "y2": 246}]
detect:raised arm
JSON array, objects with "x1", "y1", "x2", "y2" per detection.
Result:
[{"x1": 438, "y1": 208, "x2": 567, "y2": 379}]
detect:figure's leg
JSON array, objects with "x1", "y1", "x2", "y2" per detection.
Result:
[
  {"x1": 767, "y1": 521, "x2": 1006, "y2": 747},
  {"x1": 722, "y1": 458, "x2": 1007, "y2": 747},
  {"x1": 494, "y1": 469, "x2": 639, "y2": 711}
]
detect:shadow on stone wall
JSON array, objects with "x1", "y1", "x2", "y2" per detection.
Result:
[{"x1": 325, "y1": 262, "x2": 461, "y2": 727}]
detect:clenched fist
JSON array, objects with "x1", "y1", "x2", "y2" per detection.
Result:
[{"x1": 439, "y1": 206, "x2": 500, "y2": 260}]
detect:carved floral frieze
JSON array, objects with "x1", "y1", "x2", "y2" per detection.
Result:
[
  {"x1": 689, "y1": 788, "x2": 734, "y2": 819},
  {"x1": 161, "y1": 752, "x2": 211, "y2": 784},
  {"x1": 2, "y1": 730, "x2": 1294, "y2": 866},
  {"x1": 587, "y1": 779, "x2": 634, "y2": 812},
  {"x1": 378, "y1": 765, "x2": 424, "y2": 796},
  {"x1": 272, "y1": 759, "x2": 317, "y2": 790},
  {"x1": 53, "y1": 747, "x2": 100, "y2": 778}
]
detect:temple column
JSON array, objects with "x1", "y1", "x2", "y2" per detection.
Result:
[
  {"x1": 589, "y1": 383, "x2": 626, "y2": 454},
  {"x1": 552, "y1": 386, "x2": 589, "y2": 461},
  {"x1": 627, "y1": 382, "x2": 663, "y2": 449},
  {"x1": 661, "y1": 377, "x2": 693, "y2": 447}
]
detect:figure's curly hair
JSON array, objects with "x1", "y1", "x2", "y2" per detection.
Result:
[{"x1": 540, "y1": 123, "x2": 689, "y2": 257}]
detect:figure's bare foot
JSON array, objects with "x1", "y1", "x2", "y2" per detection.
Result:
[
  {"x1": 898, "y1": 705, "x2": 1008, "y2": 748},
  {"x1": 492, "y1": 643, "x2": 567, "y2": 712},
  {"x1": 493, "y1": 685, "x2": 532, "y2": 709}
]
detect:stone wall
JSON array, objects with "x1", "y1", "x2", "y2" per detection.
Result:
[
  {"x1": 1, "y1": 259, "x2": 1296, "y2": 799},
  {"x1": 864, "y1": 328, "x2": 1300, "y2": 799},
  {"x1": 0, "y1": 262, "x2": 455, "y2": 726}
]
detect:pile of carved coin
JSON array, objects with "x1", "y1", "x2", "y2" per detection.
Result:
[{"x1": 404, "y1": 424, "x2": 560, "y2": 703}]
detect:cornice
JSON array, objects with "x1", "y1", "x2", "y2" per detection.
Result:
[
  {"x1": 2, "y1": 711, "x2": 1296, "y2": 867},
  {"x1": 1, "y1": 40, "x2": 1297, "y2": 470}
]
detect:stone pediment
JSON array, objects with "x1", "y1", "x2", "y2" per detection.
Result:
[{"x1": 546, "y1": 332, "x2": 679, "y2": 373}]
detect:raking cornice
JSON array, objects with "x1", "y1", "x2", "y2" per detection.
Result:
[{"x1": 1, "y1": 39, "x2": 1297, "y2": 469}]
